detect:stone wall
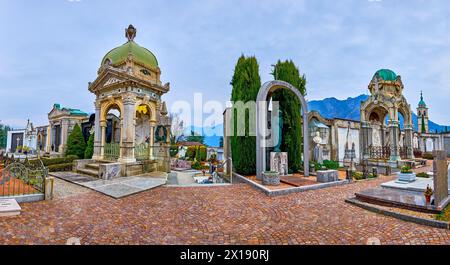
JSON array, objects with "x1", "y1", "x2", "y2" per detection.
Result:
[{"x1": 444, "y1": 136, "x2": 450, "y2": 157}]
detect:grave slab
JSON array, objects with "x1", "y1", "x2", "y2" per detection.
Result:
[{"x1": 0, "y1": 199, "x2": 21, "y2": 217}]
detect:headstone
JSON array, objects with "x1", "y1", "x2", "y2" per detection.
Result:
[
  {"x1": 270, "y1": 152, "x2": 288, "y2": 176},
  {"x1": 0, "y1": 199, "x2": 21, "y2": 217},
  {"x1": 433, "y1": 150, "x2": 449, "y2": 206}
]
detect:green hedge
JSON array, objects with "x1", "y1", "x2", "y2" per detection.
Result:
[
  {"x1": 28, "y1": 155, "x2": 78, "y2": 169},
  {"x1": 41, "y1": 155, "x2": 78, "y2": 166},
  {"x1": 422, "y1": 152, "x2": 433, "y2": 160},
  {"x1": 47, "y1": 163, "x2": 73, "y2": 172}
]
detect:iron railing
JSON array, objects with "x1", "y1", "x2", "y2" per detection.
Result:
[
  {"x1": 104, "y1": 143, "x2": 120, "y2": 161},
  {"x1": 368, "y1": 145, "x2": 391, "y2": 160},
  {"x1": 0, "y1": 160, "x2": 47, "y2": 197}
]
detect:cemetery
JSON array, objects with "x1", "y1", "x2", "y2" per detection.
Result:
[{"x1": 1, "y1": 8, "x2": 450, "y2": 246}]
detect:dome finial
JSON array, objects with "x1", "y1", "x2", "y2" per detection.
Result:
[
  {"x1": 125, "y1": 24, "x2": 136, "y2": 41},
  {"x1": 420, "y1": 90, "x2": 423, "y2": 101}
]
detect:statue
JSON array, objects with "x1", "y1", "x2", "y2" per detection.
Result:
[
  {"x1": 313, "y1": 131, "x2": 323, "y2": 164},
  {"x1": 274, "y1": 109, "x2": 283, "y2": 152}
]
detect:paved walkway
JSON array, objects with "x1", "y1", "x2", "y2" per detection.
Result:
[
  {"x1": 0, "y1": 173, "x2": 449, "y2": 245},
  {"x1": 50, "y1": 172, "x2": 167, "y2": 199}
]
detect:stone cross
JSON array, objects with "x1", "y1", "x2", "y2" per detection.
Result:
[{"x1": 432, "y1": 150, "x2": 449, "y2": 206}]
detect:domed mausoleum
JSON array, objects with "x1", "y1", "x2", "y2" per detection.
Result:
[
  {"x1": 360, "y1": 69, "x2": 414, "y2": 164},
  {"x1": 76, "y1": 25, "x2": 172, "y2": 178}
]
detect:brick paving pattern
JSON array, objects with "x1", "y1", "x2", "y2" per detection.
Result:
[{"x1": 0, "y1": 172, "x2": 449, "y2": 245}]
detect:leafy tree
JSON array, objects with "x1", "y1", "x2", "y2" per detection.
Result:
[
  {"x1": 0, "y1": 123, "x2": 11, "y2": 149},
  {"x1": 65, "y1": 124, "x2": 86, "y2": 159},
  {"x1": 230, "y1": 55, "x2": 261, "y2": 175},
  {"x1": 271, "y1": 60, "x2": 307, "y2": 173},
  {"x1": 84, "y1": 132, "x2": 95, "y2": 159}
]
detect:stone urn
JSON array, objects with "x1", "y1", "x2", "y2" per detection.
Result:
[{"x1": 262, "y1": 171, "x2": 280, "y2": 186}]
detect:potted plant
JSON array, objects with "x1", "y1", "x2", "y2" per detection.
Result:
[
  {"x1": 424, "y1": 185, "x2": 433, "y2": 204},
  {"x1": 262, "y1": 171, "x2": 280, "y2": 186},
  {"x1": 397, "y1": 166, "x2": 416, "y2": 183}
]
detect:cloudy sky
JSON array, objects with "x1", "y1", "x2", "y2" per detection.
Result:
[{"x1": 0, "y1": 0, "x2": 449, "y2": 129}]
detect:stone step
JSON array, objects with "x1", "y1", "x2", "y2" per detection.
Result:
[
  {"x1": 85, "y1": 163, "x2": 100, "y2": 170},
  {"x1": 128, "y1": 169, "x2": 144, "y2": 177},
  {"x1": 127, "y1": 164, "x2": 144, "y2": 172},
  {"x1": 77, "y1": 168, "x2": 99, "y2": 178},
  {"x1": 95, "y1": 159, "x2": 114, "y2": 164}
]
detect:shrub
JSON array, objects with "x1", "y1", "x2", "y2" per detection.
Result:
[
  {"x1": 417, "y1": 172, "x2": 430, "y2": 178},
  {"x1": 353, "y1": 172, "x2": 364, "y2": 180},
  {"x1": 170, "y1": 145, "x2": 179, "y2": 158},
  {"x1": 65, "y1": 124, "x2": 86, "y2": 159},
  {"x1": 186, "y1": 146, "x2": 196, "y2": 160},
  {"x1": 47, "y1": 163, "x2": 73, "y2": 172},
  {"x1": 322, "y1": 160, "x2": 339, "y2": 170},
  {"x1": 84, "y1": 133, "x2": 95, "y2": 159},
  {"x1": 401, "y1": 166, "x2": 413, "y2": 174},
  {"x1": 192, "y1": 161, "x2": 202, "y2": 170},
  {"x1": 29, "y1": 155, "x2": 78, "y2": 167},
  {"x1": 422, "y1": 152, "x2": 433, "y2": 160}
]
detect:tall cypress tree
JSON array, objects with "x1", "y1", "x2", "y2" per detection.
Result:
[
  {"x1": 230, "y1": 55, "x2": 261, "y2": 175},
  {"x1": 271, "y1": 60, "x2": 307, "y2": 173},
  {"x1": 65, "y1": 124, "x2": 86, "y2": 159}
]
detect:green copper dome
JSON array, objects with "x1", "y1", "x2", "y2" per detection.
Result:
[
  {"x1": 374, "y1": 69, "x2": 397, "y2": 81},
  {"x1": 418, "y1": 91, "x2": 427, "y2": 107},
  {"x1": 101, "y1": 25, "x2": 158, "y2": 69}
]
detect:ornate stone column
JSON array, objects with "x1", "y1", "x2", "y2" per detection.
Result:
[
  {"x1": 404, "y1": 123, "x2": 414, "y2": 159},
  {"x1": 388, "y1": 119, "x2": 400, "y2": 162},
  {"x1": 45, "y1": 125, "x2": 52, "y2": 153},
  {"x1": 149, "y1": 121, "x2": 156, "y2": 159},
  {"x1": 361, "y1": 121, "x2": 372, "y2": 160},
  {"x1": 119, "y1": 93, "x2": 137, "y2": 163},
  {"x1": 92, "y1": 102, "x2": 102, "y2": 160},
  {"x1": 100, "y1": 120, "x2": 107, "y2": 159},
  {"x1": 60, "y1": 119, "x2": 69, "y2": 153}
]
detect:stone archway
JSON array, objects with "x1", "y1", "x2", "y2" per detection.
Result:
[{"x1": 256, "y1": 80, "x2": 309, "y2": 179}]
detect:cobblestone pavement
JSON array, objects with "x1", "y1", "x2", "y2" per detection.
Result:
[
  {"x1": 52, "y1": 178, "x2": 90, "y2": 200},
  {"x1": 0, "y1": 174, "x2": 449, "y2": 245}
]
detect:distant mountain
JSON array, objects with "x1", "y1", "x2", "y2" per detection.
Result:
[
  {"x1": 181, "y1": 124, "x2": 223, "y2": 147},
  {"x1": 188, "y1": 94, "x2": 448, "y2": 145},
  {"x1": 308, "y1": 94, "x2": 448, "y2": 133}
]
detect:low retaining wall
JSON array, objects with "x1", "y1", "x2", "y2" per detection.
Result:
[
  {"x1": 233, "y1": 172, "x2": 349, "y2": 197},
  {"x1": 1, "y1": 194, "x2": 45, "y2": 203}
]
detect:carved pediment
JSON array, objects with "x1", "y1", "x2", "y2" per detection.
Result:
[{"x1": 104, "y1": 77, "x2": 123, "y2": 87}]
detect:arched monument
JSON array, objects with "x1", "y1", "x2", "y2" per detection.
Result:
[
  {"x1": 256, "y1": 80, "x2": 309, "y2": 179},
  {"x1": 84, "y1": 25, "x2": 171, "y2": 176},
  {"x1": 360, "y1": 69, "x2": 414, "y2": 163}
]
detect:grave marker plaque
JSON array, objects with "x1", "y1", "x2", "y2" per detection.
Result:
[{"x1": 433, "y1": 150, "x2": 449, "y2": 206}]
